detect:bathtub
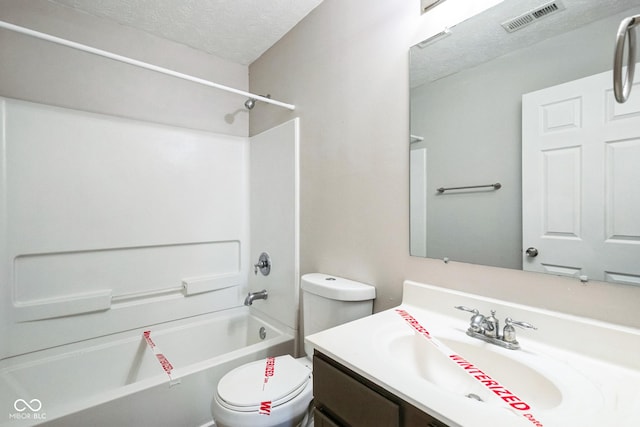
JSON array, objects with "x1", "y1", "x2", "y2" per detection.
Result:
[{"x1": 1, "y1": 307, "x2": 294, "y2": 427}]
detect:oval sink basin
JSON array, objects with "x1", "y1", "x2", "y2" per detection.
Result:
[
  {"x1": 376, "y1": 312, "x2": 608, "y2": 424},
  {"x1": 386, "y1": 334, "x2": 563, "y2": 409}
]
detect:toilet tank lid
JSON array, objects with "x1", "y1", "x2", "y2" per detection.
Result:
[{"x1": 301, "y1": 273, "x2": 376, "y2": 301}]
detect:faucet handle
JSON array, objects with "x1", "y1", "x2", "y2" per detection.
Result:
[
  {"x1": 253, "y1": 252, "x2": 271, "y2": 276},
  {"x1": 503, "y1": 317, "x2": 537, "y2": 345},
  {"x1": 504, "y1": 317, "x2": 537, "y2": 330},
  {"x1": 454, "y1": 305, "x2": 479, "y2": 314},
  {"x1": 455, "y1": 306, "x2": 486, "y2": 333}
]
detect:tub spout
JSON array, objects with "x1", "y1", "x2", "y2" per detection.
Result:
[{"x1": 244, "y1": 289, "x2": 268, "y2": 306}]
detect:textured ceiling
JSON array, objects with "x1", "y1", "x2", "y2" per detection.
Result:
[
  {"x1": 411, "y1": 0, "x2": 640, "y2": 87},
  {"x1": 49, "y1": 0, "x2": 324, "y2": 65}
]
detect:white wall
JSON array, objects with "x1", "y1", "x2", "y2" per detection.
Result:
[{"x1": 249, "y1": 0, "x2": 640, "y2": 328}]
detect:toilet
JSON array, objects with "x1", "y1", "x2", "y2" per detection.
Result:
[{"x1": 211, "y1": 273, "x2": 376, "y2": 427}]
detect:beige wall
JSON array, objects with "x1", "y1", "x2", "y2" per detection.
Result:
[
  {"x1": 249, "y1": 0, "x2": 640, "y2": 328},
  {"x1": 0, "y1": 0, "x2": 248, "y2": 135}
]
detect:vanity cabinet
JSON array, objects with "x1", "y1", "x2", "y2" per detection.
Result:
[{"x1": 313, "y1": 351, "x2": 450, "y2": 427}]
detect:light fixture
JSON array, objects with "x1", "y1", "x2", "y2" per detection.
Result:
[
  {"x1": 421, "y1": 0, "x2": 447, "y2": 14},
  {"x1": 416, "y1": 27, "x2": 452, "y2": 48}
]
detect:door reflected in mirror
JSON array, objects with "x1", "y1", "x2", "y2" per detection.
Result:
[{"x1": 409, "y1": 0, "x2": 640, "y2": 285}]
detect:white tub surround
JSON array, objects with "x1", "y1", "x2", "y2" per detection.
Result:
[
  {"x1": 0, "y1": 97, "x2": 250, "y2": 358},
  {"x1": 306, "y1": 280, "x2": 640, "y2": 427},
  {"x1": 0, "y1": 97, "x2": 301, "y2": 426},
  {"x1": 248, "y1": 118, "x2": 300, "y2": 332}
]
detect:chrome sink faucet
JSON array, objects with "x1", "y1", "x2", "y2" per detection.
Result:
[{"x1": 455, "y1": 306, "x2": 536, "y2": 350}]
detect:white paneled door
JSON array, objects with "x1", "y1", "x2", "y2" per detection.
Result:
[{"x1": 522, "y1": 67, "x2": 640, "y2": 285}]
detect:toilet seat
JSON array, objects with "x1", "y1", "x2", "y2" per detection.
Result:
[{"x1": 216, "y1": 355, "x2": 312, "y2": 412}]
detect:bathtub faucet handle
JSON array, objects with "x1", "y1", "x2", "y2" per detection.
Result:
[{"x1": 253, "y1": 252, "x2": 271, "y2": 276}]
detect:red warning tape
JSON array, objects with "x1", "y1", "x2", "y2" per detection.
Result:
[
  {"x1": 259, "y1": 400, "x2": 272, "y2": 415},
  {"x1": 260, "y1": 357, "x2": 276, "y2": 415},
  {"x1": 395, "y1": 309, "x2": 544, "y2": 427},
  {"x1": 262, "y1": 356, "x2": 275, "y2": 389},
  {"x1": 143, "y1": 330, "x2": 175, "y2": 380}
]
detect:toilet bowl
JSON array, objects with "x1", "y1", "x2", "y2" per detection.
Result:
[
  {"x1": 211, "y1": 355, "x2": 313, "y2": 427},
  {"x1": 210, "y1": 273, "x2": 375, "y2": 427}
]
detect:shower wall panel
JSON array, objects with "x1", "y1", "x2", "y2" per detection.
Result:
[
  {"x1": 0, "y1": 98, "x2": 249, "y2": 359},
  {"x1": 249, "y1": 118, "x2": 300, "y2": 332}
]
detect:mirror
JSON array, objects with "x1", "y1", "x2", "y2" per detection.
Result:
[{"x1": 410, "y1": 0, "x2": 640, "y2": 284}]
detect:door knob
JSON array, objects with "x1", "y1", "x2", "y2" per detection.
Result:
[{"x1": 525, "y1": 247, "x2": 539, "y2": 257}]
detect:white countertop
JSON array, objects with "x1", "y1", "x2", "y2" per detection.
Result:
[{"x1": 306, "y1": 281, "x2": 640, "y2": 427}]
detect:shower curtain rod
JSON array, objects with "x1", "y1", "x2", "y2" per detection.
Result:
[{"x1": 0, "y1": 20, "x2": 296, "y2": 111}]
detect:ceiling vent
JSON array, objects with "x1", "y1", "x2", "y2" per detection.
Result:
[{"x1": 501, "y1": 1, "x2": 566, "y2": 33}]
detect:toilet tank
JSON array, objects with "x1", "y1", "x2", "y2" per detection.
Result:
[{"x1": 301, "y1": 273, "x2": 375, "y2": 357}]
